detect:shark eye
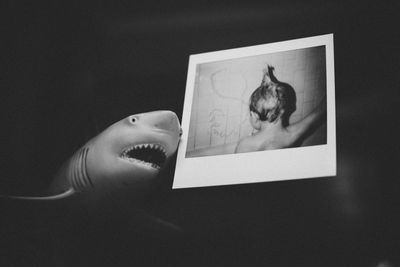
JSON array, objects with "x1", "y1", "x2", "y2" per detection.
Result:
[{"x1": 130, "y1": 116, "x2": 138, "y2": 123}]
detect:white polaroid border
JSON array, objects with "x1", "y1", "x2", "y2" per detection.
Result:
[{"x1": 173, "y1": 34, "x2": 336, "y2": 189}]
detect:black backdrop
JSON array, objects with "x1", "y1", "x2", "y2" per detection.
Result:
[{"x1": 1, "y1": 1, "x2": 399, "y2": 266}]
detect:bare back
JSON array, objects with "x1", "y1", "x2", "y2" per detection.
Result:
[
  {"x1": 235, "y1": 126, "x2": 294, "y2": 153},
  {"x1": 235, "y1": 99, "x2": 326, "y2": 154}
]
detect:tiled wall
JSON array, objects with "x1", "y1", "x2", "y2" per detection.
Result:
[{"x1": 186, "y1": 46, "x2": 326, "y2": 157}]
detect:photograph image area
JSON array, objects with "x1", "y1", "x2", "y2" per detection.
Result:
[{"x1": 186, "y1": 46, "x2": 327, "y2": 158}]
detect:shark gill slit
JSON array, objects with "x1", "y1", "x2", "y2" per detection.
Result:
[
  {"x1": 82, "y1": 148, "x2": 94, "y2": 187},
  {"x1": 70, "y1": 147, "x2": 94, "y2": 191}
]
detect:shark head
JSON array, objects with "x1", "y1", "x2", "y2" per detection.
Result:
[{"x1": 74, "y1": 110, "x2": 181, "y2": 195}]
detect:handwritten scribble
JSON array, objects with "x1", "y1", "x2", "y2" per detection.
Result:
[
  {"x1": 206, "y1": 70, "x2": 254, "y2": 143},
  {"x1": 207, "y1": 108, "x2": 250, "y2": 141},
  {"x1": 208, "y1": 109, "x2": 224, "y2": 129},
  {"x1": 189, "y1": 68, "x2": 258, "y2": 151}
]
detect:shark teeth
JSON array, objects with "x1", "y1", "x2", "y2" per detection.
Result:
[{"x1": 120, "y1": 143, "x2": 167, "y2": 169}]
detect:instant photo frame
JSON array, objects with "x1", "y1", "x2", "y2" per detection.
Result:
[{"x1": 173, "y1": 34, "x2": 336, "y2": 189}]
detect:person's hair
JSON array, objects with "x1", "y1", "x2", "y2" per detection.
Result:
[{"x1": 249, "y1": 65, "x2": 296, "y2": 126}]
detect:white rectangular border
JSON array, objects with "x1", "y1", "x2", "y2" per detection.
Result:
[{"x1": 173, "y1": 34, "x2": 336, "y2": 189}]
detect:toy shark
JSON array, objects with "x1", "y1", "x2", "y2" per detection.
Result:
[{"x1": 5, "y1": 110, "x2": 181, "y2": 201}]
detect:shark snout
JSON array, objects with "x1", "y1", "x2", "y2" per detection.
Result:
[{"x1": 142, "y1": 110, "x2": 181, "y2": 134}]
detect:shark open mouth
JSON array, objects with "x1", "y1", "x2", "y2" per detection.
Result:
[{"x1": 121, "y1": 144, "x2": 167, "y2": 169}]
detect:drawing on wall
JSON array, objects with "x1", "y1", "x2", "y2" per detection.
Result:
[{"x1": 174, "y1": 34, "x2": 336, "y2": 189}]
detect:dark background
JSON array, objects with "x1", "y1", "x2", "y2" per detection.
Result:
[{"x1": 1, "y1": 1, "x2": 399, "y2": 266}]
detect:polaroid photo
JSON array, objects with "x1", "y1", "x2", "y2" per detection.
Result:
[{"x1": 173, "y1": 34, "x2": 336, "y2": 189}]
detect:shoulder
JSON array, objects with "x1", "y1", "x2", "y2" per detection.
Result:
[{"x1": 235, "y1": 136, "x2": 257, "y2": 153}]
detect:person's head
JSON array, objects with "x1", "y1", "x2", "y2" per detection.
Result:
[{"x1": 249, "y1": 65, "x2": 296, "y2": 129}]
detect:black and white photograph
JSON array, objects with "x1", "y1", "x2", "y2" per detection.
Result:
[
  {"x1": 2, "y1": 2, "x2": 399, "y2": 266},
  {"x1": 174, "y1": 34, "x2": 336, "y2": 188}
]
